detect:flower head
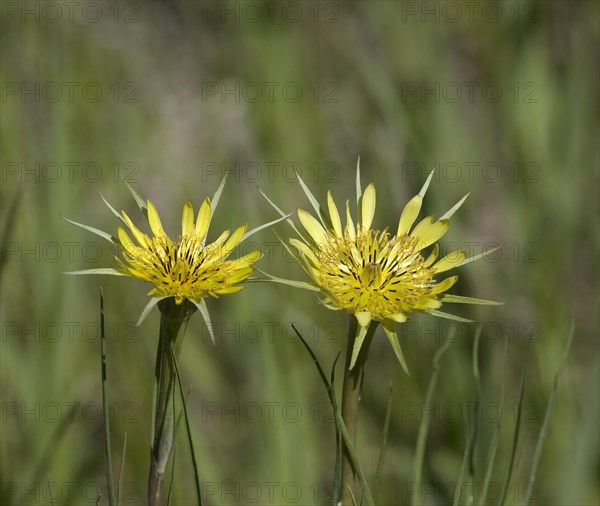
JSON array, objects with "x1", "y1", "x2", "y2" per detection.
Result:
[
  {"x1": 263, "y1": 161, "x2": 500, "y2": 372},
  {"x1": 116, "y1": 199, "x2": 260, "y2": 304},
  {"x1": 64, "y1": 178, "x2": 283, "y2": 333}
]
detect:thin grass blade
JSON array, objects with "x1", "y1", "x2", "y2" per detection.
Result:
[
  {"x1": 525, "y1": 320, "x2": 575, "y2": 504},
  {"x1": 412, "y1": 336, "x2": 453, "y2": 506},
  {"x1": 374, "y1": 382, "x2": 393, "y2": 501},
  {"x1": 292, "y1": 325, "x2": 375, "y2": 506},
  {"x1": 99, "y1": 289, "x2": 116, "y2": 506},
  {"x1": 169, "y1": 342, "x2": 203, "y2": 506},
  {"x1": 499, "y1": 356, "x2": 529, "y2": 506},
  {"x1": 116, "y1": 433, "x2": 128, "y2": 506}
]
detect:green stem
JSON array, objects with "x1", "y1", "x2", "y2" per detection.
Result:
[
  {"x1": 340, "y1": 316, "x2": 377, "y2": 505},
  {"x1": 148, "y1": 298, "x2": 196, "y2": 506}
]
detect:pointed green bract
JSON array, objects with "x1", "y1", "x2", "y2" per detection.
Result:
[
  {"x1": 295, "y1": 169, "x2": 327, "y2": 227},
  {"x1": 441, "y1": 294, "x2": 503, "y2": 305},
  {"x1": 125, "y1": 181, "x2": 147, "y2": 217},
  {"x1": 100, "y1": 193, "x2": 127, "y2": 225},
  {"x1": 458, "y1": 247, "x2": 500, "y2": 267},
  {"x1": 136, "y1": 296, "x2": 169, "y2": 327},
  {"x1": 418, "y1": 167, "x2": 436, "y2": 198},
  {"x1": 382, "y1": 320, "x2": 410, "y2": 375},
  {"x1": 61, "y1": 215, "x2": 115, "y2": 243},
  {"x1": 349, "y1": 323, "x2": 369, "y2": 370},
  {"x1": 440, "y1": 193, "x2": 470, "y2": 220},
  {"x1": 65, "y1": 268, "x2": 126, "y2": 276},
  {"x1": 355, "y1": 156, "x2": 362, "y2": 205},
  {"x1": 427, "y1": 309, "x2": 475, "y2": 323},
  {"x1": 242, "y1": 213, "x2": 292, "y2": 241},
  {"x1": 191, "y1": 298, "x2": 215, "y2": 344},
  {"x1": 211, "y1": 172, "x2": 228, "y2": 214},
  {"x1": 251, "y1": 268, "x2": 321, "y2": 291}
]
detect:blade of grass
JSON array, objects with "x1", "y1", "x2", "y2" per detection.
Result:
[
  {"x1": 525, "y1": 320, "x2": 575, "y2": 505},
  {"x1": 411, "y1": 336, "x2": 453, "y2": 506},
  {"x1": 116, "y1": 433, "x2": 128, "y2": 506},
  {"x1": 292, "y1": 325, "x2": 375, "y2": 506},
  {"x1": 499, "y1": 355, "x2": 529, "y2": 506},
  {"x1": 330, "y1": 352, "x2": 343, "y2": 506},
  {"x1": 99, "y1": 289, "x2": 116, "y2": 506},
  {"x1": 169, "y1": 342, "x2": 203, "y2": 506},
  {"x1": 476, "y1": 335, "x2": 508, "y2": 506},
  {"x1": 373, "y1": 382, "x2": 393, "y2": 502}
]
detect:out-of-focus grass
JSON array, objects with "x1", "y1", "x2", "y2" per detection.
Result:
[{"x1": 1, "y1": 1, "x2": 598, "y2": 505}]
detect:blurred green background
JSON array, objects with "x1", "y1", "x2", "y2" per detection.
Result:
[{"x1": 1, "y1": 1, "x2": 598, "y2": 505}]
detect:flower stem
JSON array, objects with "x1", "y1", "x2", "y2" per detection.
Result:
[
  {"x1": 340, "y1": 316, "x2": 377, "y2": 505},
  {"x1": 148, "y1": 298, "x2": 196, "y2": 506}
]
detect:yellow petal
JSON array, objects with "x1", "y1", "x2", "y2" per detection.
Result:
[
  {"x1": 181, "y1": 202, "x2": 195, "y2": 237},
  {"x1": 298, "y1": 209, "x2": 327, "y2": 244},
  {"x1": 432, "y1": 250, "x2": 466, "y2": 273},
  {"x1": 411, "y1": 217, "x2": 450, "y2": 249},
  {"x1": 345, "y1": 200, "x2": 356, "y2": 240},
  {"x1": 424, "y1": 244, "x2": 440, "y2": 267},
  {"x1": 327, "y1": 191, "x2": 343, "y2": 237},
  {"x1": 195, "y1": 197, "x2": 211, "y2": 239},
  {"x1": 231, "y1": 249, "x2": 262, "y2": 267},
  {"x1": 220, "y1": 224, "x2": 247, "y2": 258},
  {"x1": 121, "y1": 211, "x2": 147, "y2": 247},
  {"x1": 430, "y1": 275, "x2": 459, "y2": 295},
  {"x1": 290, "y1": 238, "x2": 317, "y2": 264},
  {"x1": 211, "y1": 229, "x2": 230, "y2": 248},
  {"x1": 147, "y1": 200, "x2": 166, "y2": 237},
  {"x1": 117, "y1": 227, "x2": 136, "y2": 255},
  {"x1": 414, "y1": 298, "x2": 443, "y2": 310},
  {"x1": 360, "y1": 183, "x2": 376, "y2": 230},
  {"x1": 397, "y1": 195, "x2": 422, "y2": 236}
]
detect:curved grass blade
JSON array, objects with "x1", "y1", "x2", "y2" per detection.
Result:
[
  {"x1": 99, "y1": 289, "x2": 116, "y2": 506},
  {"x1": 330, "y1": 352, "x2": 343, "y2": 506},
  {"x1": 411, "y1": 336, "x2": 453, "y2": 506},
  {"x1": 169, "y1": 342, "x2": 203, "y2": 505},
  {"x1": 476, "y1": 336, "x2": 508, "y2": 506},
  {"x1": 292, "y1": 325, "x2": 375, "y2": 506},
  {"x1": 453, "y1": 327, "x2": 482, "y2": 506},
  {"x1": 499, "y1": 355, "x2": 529, "y2": 506},
  {"x1": 525, "y1": 320, "x2": 575, "y2": 505},
  {"x1": 374, "y1": 382, "x2": 393, "y2": 502},
  {"x1": 117, "y1": 433, "x2": 128, "y2": 506}
]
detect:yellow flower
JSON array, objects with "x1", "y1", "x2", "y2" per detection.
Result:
[
  {"x1": 64, "y1": 178, "x2": 283, "y2": 332},
  {"x1": 262, "y1": 161, "x2": 500, "y2": 372},
  {"x1": 116, "y1": 199, "x2": 261, "y2": 305}
]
